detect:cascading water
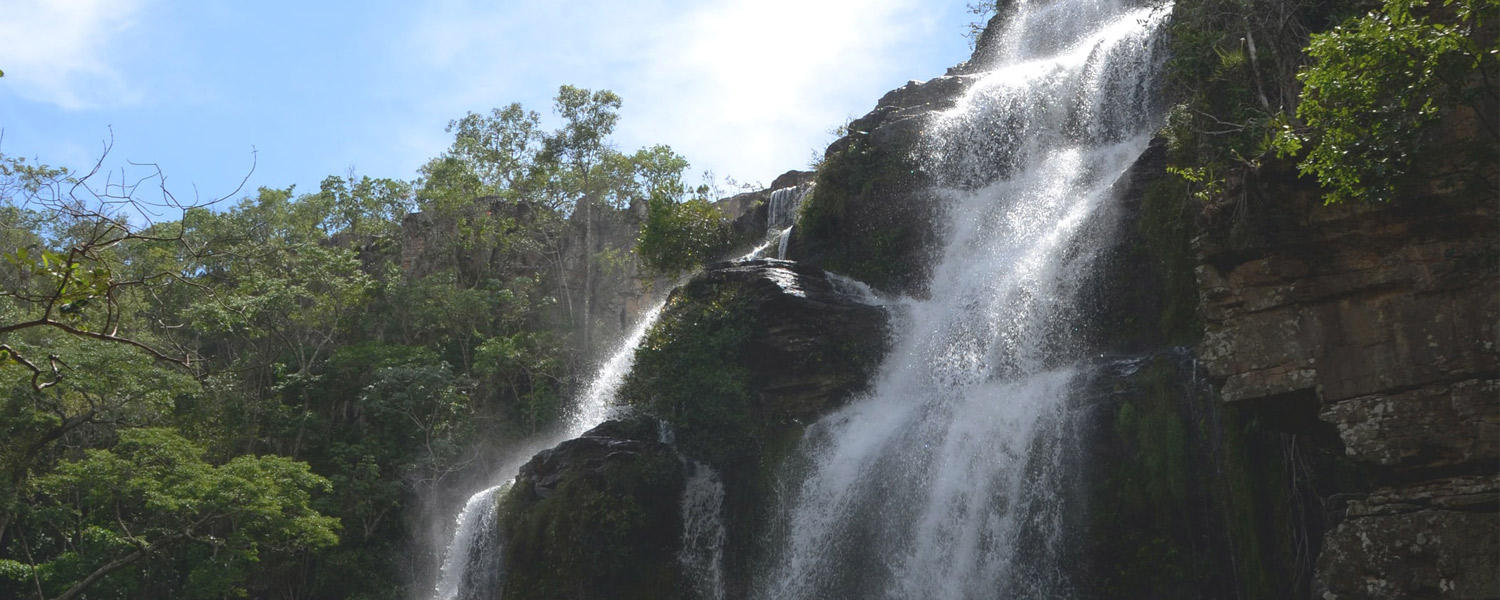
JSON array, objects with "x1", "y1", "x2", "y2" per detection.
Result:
[
  {"x1": 763, "y1": 182, "x2": 814, "y2": 260},
  {"x1": 565, "y1": 302, "x2": 668, "y2": 436},
  {"x1": 755, "y1": 0, "x2": 1171, "y2": 597},
  {"x1": 678, "y1": 460, "x2": 730, "y2": 600},
  {"x1": 429, "y1": 301, "x2": 666, "y2": 600},
  {"x1": 768, "y1": 183, "x2": 814, "y2": 231},
  {"x1": 432, "y1": 176, "x2": 818, "y2": 598}
]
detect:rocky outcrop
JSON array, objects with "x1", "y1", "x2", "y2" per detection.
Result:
[
  {"x1": 788, "y1": 75, "x2": 977, "y2": 297},
  {"x1": 618, "y1": 258, "x2": 892, "y2": 597},
  {"x1": 621, "y1": 258, "x2": 890, "y2": 466},
  {"x1": 1316, "y1": 475, "x2": 1499, "y2": 599},
  {"x1": 1193, "y1": 181, "x2": 1500, "y2": 598},
  {"x1": 498, "y1": 417, "x2": 687, "y2": 600}
]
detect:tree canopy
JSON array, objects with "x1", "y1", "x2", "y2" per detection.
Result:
[{"x1": 0, "y1": 85, "x2": 715, "y2": 599}]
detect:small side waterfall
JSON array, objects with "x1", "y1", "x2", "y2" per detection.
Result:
[
  {"x1": 678, "y1": 461, "x2": 729, "y2": 600},
  {"x1": 767, "y1": 183, "x2": 813, "y2": 231},
  {"x1": 431, "y1": 483, "x2": 507, "y2": 600},
  {"x1": 429, "y1": 301, "x2": 667, "y2": 600},
  {"x1": 755, "y1": 0, "x2": 1171, "y2": 597},
  {"x1": 565, "y1": 302, "x2": 668, "y2": 436}
]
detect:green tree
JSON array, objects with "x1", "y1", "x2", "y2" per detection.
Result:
[
  {"x1": 636, "y1": 192, "x2": 731, "y2": 278},
  {"x1": 1276, "y1": 0, "x2": 1498, "y2": 202},
  {"x1": 7, "y1": 428, "x2": 336, "y2": 600},
  {"x1": 0, "y1": 152, "x2": 209, "y2": 389},
  {"x1": 319, "y1": 174, "x2": 414, "y2": 239}
]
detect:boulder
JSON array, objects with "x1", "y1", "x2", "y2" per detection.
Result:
[
  {"x1": 621, "y1": 258, "x2": 891, "y2": 467},
  {"x1": 498, "y1": 417, "x2": 687, "y2": 600}
]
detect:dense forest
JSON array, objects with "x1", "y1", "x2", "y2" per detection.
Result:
[
  {"x1": 0, "y1": 82, "x2": 741, "y2": 598},
  {"x1": 0, "y1": 0, "x2": 1494, "y2": 597}
]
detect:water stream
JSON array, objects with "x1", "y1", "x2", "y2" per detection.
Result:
[
  {"x1": 427, "y1": 1, "x2": 1169, "y2": 593},
  {"x1": 753, "y1": 0, "x2": 1171, "y2": 597},
  {"x1": 429, "y1": 301, "x2": 666, "y2": 600}
]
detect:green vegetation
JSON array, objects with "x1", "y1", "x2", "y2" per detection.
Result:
[
  {"x1": 636, "y1": 193, "x2": 732, "y2": 279},
  {"x1": 1276, "y1": 0, "x2": 1498, "y2": 203},
  {"x1": 1164, "y1": 0, "x2": 1497, "y2": 205},
  {"x1": 620, "y1": 285, "x2": 756, "y2": 470},
  {"x1": 1137, "y1": 176, "x2": 1204, "y2": 345},
  {"x1": 18, "y1": 428, "x2": 338, "y2": 600},
  {"x1": 1086, "y1": 355, "x2": 1298, "y2": 598},
  {"x1": 0, "y1": 85, "x2": 697, "y2": 599},
  {"x1": 798, "y1": 135, "x2": 933, "y2": 295}
]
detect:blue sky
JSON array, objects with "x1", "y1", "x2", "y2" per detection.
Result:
[{"x1": 0, "y1": 0, "x2": 976, "y2": 206}]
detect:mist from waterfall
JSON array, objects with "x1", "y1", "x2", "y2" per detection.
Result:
[
  {"x1": 754, "y1": 0, "x2": 1172, "y2": 597},
  {"x1": 428, "y1": 301, "x2": 666, "y2": 600}
]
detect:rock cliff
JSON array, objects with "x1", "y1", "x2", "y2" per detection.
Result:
[{"x1": 1194, "y1": 181, "x2": 1499, "y2": 598}]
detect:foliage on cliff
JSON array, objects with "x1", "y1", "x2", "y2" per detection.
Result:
[
  {"x1": 1164, "y1": 0, "x2": 1497, "y2": 205},
  {"x1": 798, "y1": 133, "x2": 935, "y2": 296},
  {"x1": 498, "y1": 420, "x2": 685, "y2": 600},
  {"x1": 1276, "y1": 0, "x2": 1498, "y2": 203},
  {"x1": 637, "y1": 193, "x2": 732, "y2": 278}
]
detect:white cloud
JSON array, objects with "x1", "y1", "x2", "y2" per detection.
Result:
[
  {"x1": 394, "y1": 0, "x2": 959, "y2": 188},
  {"x1": 625, "y1": 0, "x2": 938, "y2": 185},
  {"x1": 0, "y1": 0, "x2": 148, "y2": 110}
]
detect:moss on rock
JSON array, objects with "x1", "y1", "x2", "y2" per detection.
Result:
[
  {"x1": 498, "y1": 418, "x2": 686, "y2": 600},
  {"x1": 617, "y1": 259, "x2": 891, "y2": 596},
  {"x1": 793, "y1": 123, "x2": 940, "y2": 298},
  {"x1": 1077, "y1": 351, "x2": 1343, "y2": 599}
]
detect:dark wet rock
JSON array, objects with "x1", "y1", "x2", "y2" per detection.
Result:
[
  {"x1": 622, "y1": 258, "x2": 891, "y2": 463},
  {"x1": 499, "y1": 415, "x2": 686, "y2": 600},
  {"x1": 618, "y1": 258, "x2": 891, "y2": 598},
  {"x1": 1071, "y1": 349, "x2": 1327, "y2": 599}
]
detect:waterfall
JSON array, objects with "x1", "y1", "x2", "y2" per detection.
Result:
[
  {"x1": 739, "y1": 237, "x2": 777, "y2": 261},
  {"x1": 768, "y1": 183, "x2": 814, "y2": 231},
  {"x1": 565, "y1": 301, "x2": 668, "y2": 437},
  {"x1": 429, "y1": 301, "x2": 667, "y2": 600},
  {"x1": 678, "y1": 460, "x2": 729, "y2": 600},
  {"x1": 431, "y1": 483, "x2": 507, "y2": 600},
  {"x1": 755, "y1": 1, "x2": 1171, "y2": 598}
]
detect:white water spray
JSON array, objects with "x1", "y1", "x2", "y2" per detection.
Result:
[
  {"x1": 565, "y1": 302, "x2": 668, "y2": 436},
  {"x1": 768, "y1": 183, "x2": 814, "y2": 231},
  {"x1": 678, "y1": 461, "x2": 729, "y2": 600},
  {"x1": 755, "y1": 1, "x2": 1171, "y2": 598},
  {"x1": 429, "y1": 301, "x2": 667, "y2": 600}
]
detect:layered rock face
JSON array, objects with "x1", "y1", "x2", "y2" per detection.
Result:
[{"x1": 1194, "y1": 190, "x2": 1499, "y2": 598}]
